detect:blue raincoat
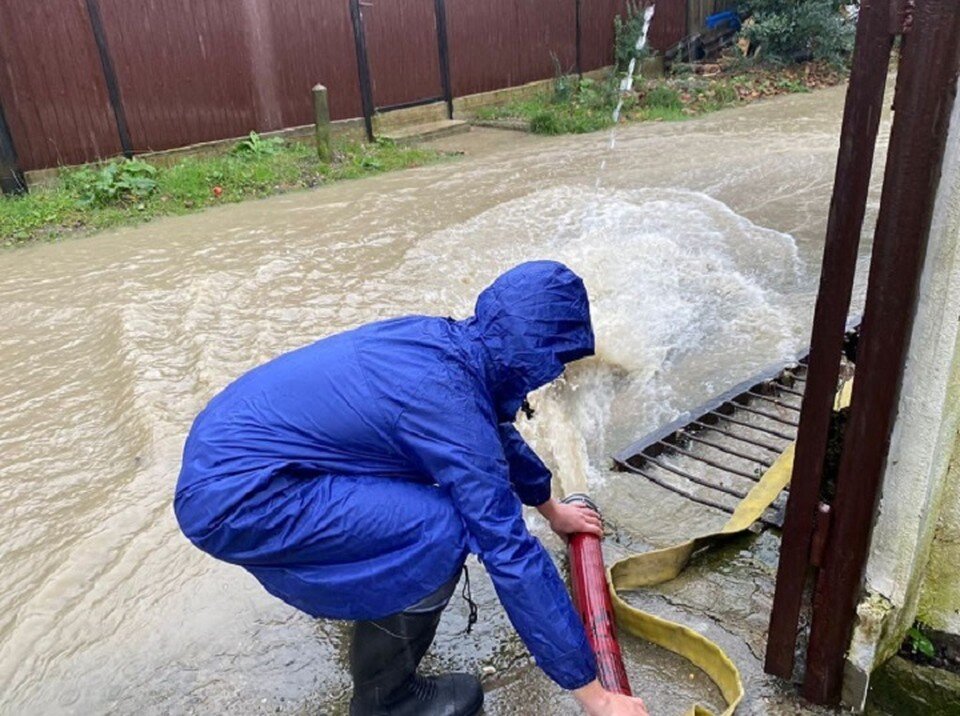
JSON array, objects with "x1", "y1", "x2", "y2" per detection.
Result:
[{"x1": 174, "y1": 261, "x2": 598, "y2": 690}]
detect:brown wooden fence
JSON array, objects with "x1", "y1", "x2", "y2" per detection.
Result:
[{"x1": 0, "y1": 0, "x2": 719, "y2": 178}]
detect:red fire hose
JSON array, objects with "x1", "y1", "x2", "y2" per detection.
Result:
[{"x1": 562, "y1": 493, "x2": 632, "y2": 695}]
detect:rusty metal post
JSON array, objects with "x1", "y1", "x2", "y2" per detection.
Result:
[
  {"x1": 575, "y1": 0, "x2": 583, "y2": 77},
  {"x1": 802, "y1": 0, "x2": 960, "y2": 703},
  {"x1": 84, "y1": 0, "x2": 133, "y2": 158},
  {"x1": 434, "y1": 0, "x2": 454, "y2": 119},
  {"x1": 349, "y1": 0, "x2": 375, "y2": 142},
  {"x1": 765, "y1": 0, "x2": 895, "y2": 679}
]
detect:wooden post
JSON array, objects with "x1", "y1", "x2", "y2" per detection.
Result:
[
  {"x1": 764, "y1": 0, "x2": 895, "y2": 680},
  {"x1": 313, "y1": 84, "x2": 332, "y2": 162},
  {"x1": 802, "y1": 0, "x2": 960, "y2": 703}
]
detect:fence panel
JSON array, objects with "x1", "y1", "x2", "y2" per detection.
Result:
[
  {"x1": 0, "y1": 0, "x2": 122, "y2": 170},
  {"x1": 580, "y1": 0, "x2": 627, "y2": 72},
  {"x1": 362, "y1": 0, "x2": 443, "y2": 109},
  {"x1": 267, "y1": 1, "x2": 363, "y2": 125},
  {"x1": 446, "y1": 0, "x2": 576, "y2": 97},
  {"x1": 582, "y1": 0, "x2": 688, "y2": 70},
  {"x1": 99, "y1": 0, "x2": 255, "y2": 154},
  {"x1": 1, "y1": 0, "x2": 668, "y2": 173},
  {"x1": 649, "y1": 0, "x2": 687, "y2": 51},
  {"x1": 98, "y1": 0, "x2": 361, "y2": 155}
]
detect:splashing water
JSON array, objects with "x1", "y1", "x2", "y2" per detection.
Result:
[
  {"x1": 398, "y1": 186, "x2": 807, "y2": 498},
  {"x1": 613, "y1": 4, "x2": 657, "y2": 125}
]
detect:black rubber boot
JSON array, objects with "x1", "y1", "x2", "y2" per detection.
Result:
[{"x1": 348, "y1": 606, "x2": 484, "y2": 716}]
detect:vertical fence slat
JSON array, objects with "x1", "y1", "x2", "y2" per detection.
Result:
[{"x1": 447, "y1": 0, "x2": 575, "y2": 97}]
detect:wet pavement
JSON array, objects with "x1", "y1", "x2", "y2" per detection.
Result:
[{"x1": 0, "y1": 82, "x2": 890, "y2": 715}]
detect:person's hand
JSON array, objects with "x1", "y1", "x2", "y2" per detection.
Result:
[
  {"x1": 536, "y1": 498, "x2": 603, "y2": 541},
  {"x1": 573, "y1": 679, "x2": 649, "y2": 715}
]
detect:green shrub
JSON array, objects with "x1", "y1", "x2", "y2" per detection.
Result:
[
  {"x1": 577, "y1": 76, "x2": 621, "y2": 110},
  {"x1": 742, "y1": 0, "x2": 856, "y2": 66},
  {"x1": 530, "y1": 111, "x2": 564, "y2": 135},
  {"x1": 614, "y1": 1, "x2": 652, "y2": 71},
  {"x1": 65, "y1": 159, "x2": 158, "y2": 207}
]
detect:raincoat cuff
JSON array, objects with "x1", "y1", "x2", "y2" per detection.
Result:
[
  {"x1": 515, "y1": 479, "x2": 551, "y2": 507},
  {"x1": 537, "y1": 638, "x2": 598, "y2": 690}
]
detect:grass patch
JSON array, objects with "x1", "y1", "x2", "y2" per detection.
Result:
[
  {"x1": 476, "y1": 78, "x2": 618, "y2": 135},
  {"x1": 2, "y1": 135, "x2": 447, "y2": 248},
  {"x1": 476, "y1": 60, "x2": 846, "y2": 136},
  {"x1": 635, "y1": 106, "x2": 689, "y2": 122},
  {"x1": 641, "y1": 85, "x2": 683, "y2": 111},
  {"x1": 484, "y1": 98, "x2": 615, "y2": 135}
]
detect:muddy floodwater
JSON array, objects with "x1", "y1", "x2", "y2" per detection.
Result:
[{"x1": 0, "y1": 84, "x2": 889, "y2": 715}]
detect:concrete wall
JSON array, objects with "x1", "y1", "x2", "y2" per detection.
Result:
[
  {"x1": 842, "y1": 75, "x2": 960, "y2": 709},
  {"x1": 918, "y1": 399, "x2": 960, "y2": 630}
]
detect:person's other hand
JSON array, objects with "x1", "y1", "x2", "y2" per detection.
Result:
[
  {"x1": 537, "y1": 498, "x2": 603, "y2": 540},
  {"x1": 574, "y1": 680, "x2": 649, "y2": 715}
]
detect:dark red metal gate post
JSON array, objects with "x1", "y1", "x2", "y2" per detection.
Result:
[
  {"x1": 0, "y1": 98, "x2": 25, "y2": 195},
  {"x1": 84, "y1": 0, "x2": 133, "y2": 158},
  {"x1": 765, "y1": 0, "x2": 896, "y2": 680},
  {"x1": 802, "y1": 1, "x2": 960, "y2": 703},
  {"x1": 349, "y1": 0, "x2": 376, "y2": 142},
  {"x1": 434, "y1": 0, "x2": 454, "y2": 119},
  {"x1": 574, "y1": 0, "x2": 583, "y2": 77}
]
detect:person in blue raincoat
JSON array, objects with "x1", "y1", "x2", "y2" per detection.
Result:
[{"x1": 174, "y1": 261, "x2": 648, "y2": 716}]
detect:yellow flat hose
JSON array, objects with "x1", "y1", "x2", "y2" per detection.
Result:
[{"x1": 606, "y1": 381, "x2": 853, "y2": 715}]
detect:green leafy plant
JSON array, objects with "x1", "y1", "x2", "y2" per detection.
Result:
[
  {"x1": 614, "y1": 1, "x2": 653, "y2": 71},
  {"x1": 551, "y1": 53, "x2": 576, "y2": 104},
  {"x1": 232, "y1": 131, "x2": 286, "y2": 158},
  {"x1": 741, "y1": 0, "x2": 856, "y2": 66},
  {"x1": 906, "y1": 625, "x2": 936, "y2": 659},
  {"x1": 67, "y1": 159, "x2": 158, "y2": 207}
]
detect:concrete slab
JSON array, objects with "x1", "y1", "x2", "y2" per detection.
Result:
[{"x1": 379, "y1": 120, "x2": 470, "y2": 145}]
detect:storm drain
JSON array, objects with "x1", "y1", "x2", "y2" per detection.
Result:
[{"x1": 613, "y1": 325, "x2": 859, "y2": 528}]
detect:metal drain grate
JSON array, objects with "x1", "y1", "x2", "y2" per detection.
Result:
[{"x1": 613, "y1": 324, "x2": 859, "y2": 528}]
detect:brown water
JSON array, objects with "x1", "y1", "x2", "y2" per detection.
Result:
[{"x1": 0, "y1": 85, "x2": 888, "y2": 715}]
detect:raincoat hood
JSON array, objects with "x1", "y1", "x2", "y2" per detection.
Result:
[{"x1": 469, "y1": 261, "x2": 595, "y2": 420}]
